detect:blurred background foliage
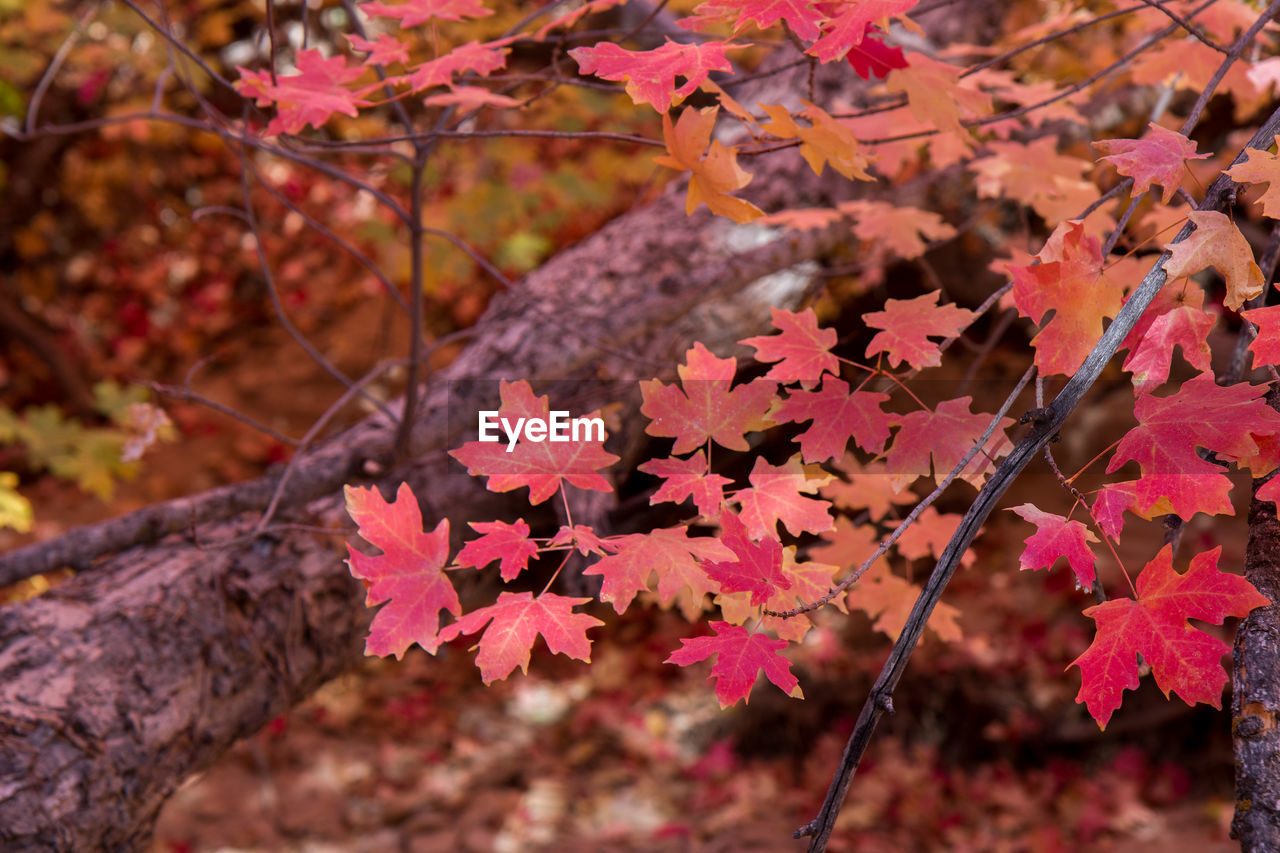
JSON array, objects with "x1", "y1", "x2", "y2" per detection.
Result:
[{"x1": 0, "y1": 0, "x2": 662, "y2": 548}]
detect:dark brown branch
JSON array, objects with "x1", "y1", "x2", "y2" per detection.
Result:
[{"x1": 796, "y1": 97, "x2": 1280, "y2": 852}]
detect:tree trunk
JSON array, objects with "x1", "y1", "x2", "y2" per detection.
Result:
[{"x1": 1233, "y1": 390, "x2": 1280, "y2": 850}]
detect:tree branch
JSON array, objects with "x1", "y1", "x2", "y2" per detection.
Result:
[{"x1": 796, "y1": 98, "x2": 1280, "y2": 853}]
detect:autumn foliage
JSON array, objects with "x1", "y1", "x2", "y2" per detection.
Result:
[
  {"x1": 303, "y1": 0, "x2": 1280, "y2": 749},
  {"x1": 13, "y1": 0, "x2": 1280, "y2": 847}
]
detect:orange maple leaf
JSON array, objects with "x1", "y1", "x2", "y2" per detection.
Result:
[
  {"x1": 839, "y1": 199, "x2": 957, "y2": 259},
  {"x1": 885, "y1": 52, "x2": 990, "y2": 139},
  {"x1": 1228, "y1": 147, "x2": 1280, "y2": 219},
  {"x1": 653, "y1": 106, "x2": 763, "y2": 223},
  {"x1": 758, "y1": 101, "x2": 872, "y2": 180},
  {"x1": 1009, "y1": 220, "x2": 1125, "y2": 376},
  {"x1": 1163, "y1": 211, "x2": 1263, "y2": 311},
  {"x1": 820, "y1": 457, "x2": 915, "y2": 521},
  {"x1": 846, "y1": 561, "x2": 963, "y2": 642},
  {"x1": 970, "y1": 137, "x2": 1097, "y2": 226}
]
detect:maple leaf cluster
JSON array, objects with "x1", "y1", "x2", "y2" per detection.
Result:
[
  {"x1": 347, "y1": 281, "x2": 1276, "y2": 725},
  {"x1": 346, "y1": 305, "x2": 1024, "y2": 706}
]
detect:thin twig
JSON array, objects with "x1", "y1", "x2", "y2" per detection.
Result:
[{"x1": 26, "y1": 2, "x2": 101, "y2": 135}]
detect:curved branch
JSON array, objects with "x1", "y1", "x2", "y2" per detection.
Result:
[{"x1": 797, "y1": 96, "x2": 1280, "y2": 853}]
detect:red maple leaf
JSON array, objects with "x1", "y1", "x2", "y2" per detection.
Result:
[
  {"x1": 640, "y1": 342, "x2": 776, "y2": 454},
  {"x1": 733, "y1": 455, "x2": 834, "y2": 539},
  {"x1": 678, "y1": 0, "x2": 825, "y2": 40},
  {"x1": 568, "y1": 39, "x2": 744, "y2": 112},
  {"x1": 360, "y1": 0, "x2": 493, "y2": 27},
  {"x1": 714, "y1": 547, "x2": 845, "y2": 644},
  {"x1": 454, "y1": 518, "x2": 539, "y2": 581},
  {"x1": 345, "y1": 483, "x2": 459, "y2": 658},
  {"x1": 1119, "y1": 284, "x2": 1215, "y2": 394},
  {"x1": 741, "y1": 306, "x2": 839, "y2": 387},
  {"x1": 236, "y1": 49, "x2": 370, "y2": 136},
  {"x1": 583, "y1": 526, "x2": 731, "y2": 615},
  {"x1": 1242, "y1": 304, "x2": 1280, "y2": 367},
  {"x1": 1072, "y1": 546, "x2": 1269, "y2": 729},
  {"x1": 863, "y1": 290, "x2": 975, "y2": 370},
  {"x1": 1107, "y1": 373, "x2": 1280, "y2": 519},
  {"x1": 449, "y1": 380, "x2": 618, "y2": 505},
  {"x1": 1009, "y1": 503, "x2": 1098, "y2": 588},
  {"x1": 549, "y1": 524, "x2": 615, "y2": 555},
  {"x1": 1092, "y1": 481, "x2": 1140, "y2": 540},
  {"x1": 700, "y1": 512, "x2": 790, "y2": 605},
  {"x1": 437, "y1": 591, "x2": 604, "y2": 683},
  {"x1": 1008, "y1": 220, "x2": 1125, "y2": 376},
  {"x1": 401, "y1": 39, "x2": 511, "y2": 92},
  {"x1": 883, "y1": 396, "x2": 1013, "y2": 490},
  {"x1": 637, "y1": 450, "x2": 730, "y2": 517},
  {"x1": 1092, "y1": 123, "x2": 1211, "y2": 203},
  {"x1": 807, "y1": 0, "x2": 918, "y2": 63},
  {"x1": 846, "y1": 27, "x2": 908, "y2": 79},
  {"x1": 774, "y1": 377, "x2": 894, "y2": 462},
  {"x1": 347, "y1": 33, "x2": 411, "y2": 67},
  {"x1": 665, "y1": 621, "x2": 804, "y2": 707}
]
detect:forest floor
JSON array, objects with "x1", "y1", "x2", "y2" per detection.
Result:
[{"x1": 144, "y1": 596, "x2": 1242, "y2": 853}]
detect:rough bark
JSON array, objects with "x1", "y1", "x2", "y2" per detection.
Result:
[{"x1": 1233, "y1": 390, "x2": 1280, "y2": 850}]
